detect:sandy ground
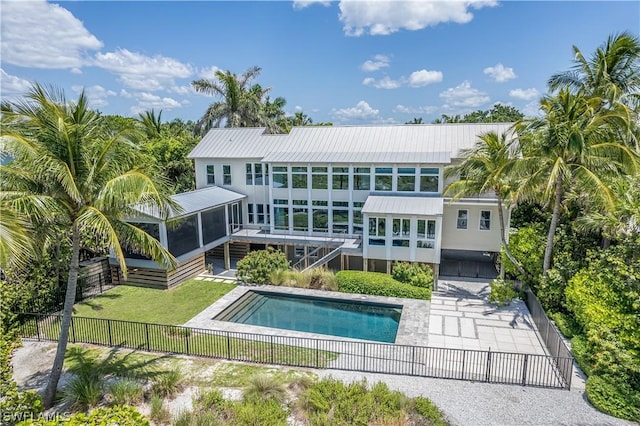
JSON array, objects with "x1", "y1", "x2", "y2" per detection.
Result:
[{"x1": 12, "y1": 340, "x2": 634, "y2": 426}]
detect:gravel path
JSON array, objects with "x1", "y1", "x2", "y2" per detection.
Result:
[{"x1": 13, "y1": 341, "x2": 634, "y2": 426}]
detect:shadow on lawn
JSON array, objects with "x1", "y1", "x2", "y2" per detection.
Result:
[{"x1": 74, "y1": 292, "x2": 123, "y2": 312}]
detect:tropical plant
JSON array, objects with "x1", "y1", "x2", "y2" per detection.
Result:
[
  {"x1": 0, "y1": 83, "x2": 178, "y2": 407},
  {"x1": 243, "y1": 374, "x2": 287, "y2": 404},
  {"x1": 444, "y1": 131, "x2": 528, "y2": 277},
  {"x1": 515, "y1": 88, "x2": 638, "y2": 275},
  {"x1": 236, "y1": 248, "x2": 290, "y2": 285}
]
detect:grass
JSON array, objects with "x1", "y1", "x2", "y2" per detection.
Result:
[{"x1": 73, "y1": 278, "x2": 236, "y2": 324}]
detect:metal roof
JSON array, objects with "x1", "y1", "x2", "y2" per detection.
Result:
[
  {"x1": 134, "y1": 186, "x2": 245, "y2": 219},
  {"x1": 362, "y1": 196, "x2": 444, "y2": 216},
  {"x1": 187, "y1": 123, "x2": 515, "y2": 163}
]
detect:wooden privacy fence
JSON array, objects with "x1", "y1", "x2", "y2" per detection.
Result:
[{"x1": 18, "y1": 313, "x2": 573, "y2": 390}]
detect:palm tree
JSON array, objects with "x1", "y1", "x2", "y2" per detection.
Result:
[
  {"x1": 548, "y1": 32, "x2": 640, "y2": 108},
  {"x1": 444, "y1": 131, "x2": 528, "y2": 278},
  {"x1": 191, "y1": 66, "x2": 266, "y2": 135},
  {"x1": 290, "y1": 111, "x2": 313, "y2": 127},
  {"x1": 0, "y1": 84, "x2": 178, "y2": 407},
  {"x1": 516, "y1": 88, "x2": 638, "y2": 276},
  {"x1": 405, "y1": 117, "x2": 423, "y2": 124}
]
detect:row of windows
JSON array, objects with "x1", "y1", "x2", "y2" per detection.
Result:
[
  {"x1": 271, "y1": 166, "x2": 440, "y2": 193},
  {"x1": 272, "y1": 201, "x2": 365, "y2": 234},
  {"x1": 368, "y1": 217, "x2": 436, "y2": 249},
  {"x1": 247, "y1": 203, "x2": 271, "y2": 225},
  {"x1": 206, "y1": 165, "x2": 231, "y2": 185},
  {"x1": 246, "y1": 163, "x2": 269, "y2": 185},
  {"x1": 456, "y1": 209, "x2": 491, "y2": 230}
]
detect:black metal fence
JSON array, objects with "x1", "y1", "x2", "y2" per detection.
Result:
[
  {"x1": 18, "y1": 313, "x2": 573, "y2": 390},
  {"x1": 524, "y1": 287, "x2": 573, "y2": 387}
]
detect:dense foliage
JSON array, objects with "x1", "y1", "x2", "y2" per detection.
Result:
[
  {"x1": 336, "y1": 271, "x2": 431, "y2": 300},
  {"x1": 391, "y1": 261, "x2": 434, "y2": 290},
  {"x1": 236, "y1": 248, "x2": 290, "y2": 285},
  {"x1": 18, "y1": 405, "x2": 149, "y2": 426}
]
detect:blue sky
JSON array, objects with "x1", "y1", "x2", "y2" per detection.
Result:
[{"x1": 1, "y1": 1, "x2": 638, "y2": 125}]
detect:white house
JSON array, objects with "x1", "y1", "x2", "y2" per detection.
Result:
[{"x1": 182, "y1": 123, "x2": 513, "y2": 283}]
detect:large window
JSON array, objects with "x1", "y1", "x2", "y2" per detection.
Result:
[
  {"x1": 375, "y1": 167, "x2": 392, "y2": 191},
  {"x1": 223, "y1": 165, "x2": 231, "y2": 185},
  {"x1": 332, "y1": 167, "x2": 349, "y2": 190},
  {"x1": 457, "y1": 210, "x2": 468, "y2": 229},
  {"x1": 354, "y1": 167, "x2": 370, "y2": 190},
  {"x1": 368, "y1": 217, "x2": 386, "y2": 246},
  {"x1": 392, "y1": 218, "x2": 410, "y2": 247},
  {"x1": 312, "y1": 167, "x2": 328, "y2": 189},
  {"x1": 332, "y1": 201, "x2": 349, "y2": 233},
  {"x1": 167, "y1": 215, "x2": 199, "y2": 257},
  {"x1": 480, "y1": 210, "x2": 491, "y2": 230},
  {"x1": 272, "y1": 166, "x2": 288, "y2": 188},
  {"x1": 293, "y1": 206, "x2": 309, "y2": 231},
  {"x1": 245, "y1": 163, "x2": 265, "y2": 186},
  {"x1": 245, "y1": 163, "x2": 253, "y2": 185},
  {"x1": 397, "y1": 168, "x2": 416, "y2": 192},
  {"x1": 420, "y1": 168, "x2": 439, "y2": 192},
  {"x1": 312, "y1": 201, "x2": 328, "y2": 233},
  {"x1": 417, "y1": 219, "x2": 436, "y2": 249},
  {"x1": 353, "y1": 201, "x2": 364, "y2": 234},
  {"x1": 206, "y1": 165, "x2": 215, "y2": 185},
  {"x1": 201, "y1": 207, "x2": 226, "y2": 244},
  {"x1": 292, "y1": 166, "x2": 308, "y2": 189},
  {"x1": 274, "y1": 207, "x2": 289, "y2": 230}
]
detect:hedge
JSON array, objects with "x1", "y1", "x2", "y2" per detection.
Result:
[
  {"x1": 336, "y1": 271, "x2": 431, "y2": 300},
  {"x1": 586, "y1": 375, "x2": 640, "y2": 422}
]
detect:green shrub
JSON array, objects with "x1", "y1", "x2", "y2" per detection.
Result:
[
  {"x1": 336, "y1": 271, "x2": 431, "y2": 300},
  {"x1": 62, "y1": 373, "x2": 103, "y2": 410},
  {"x1": 570, "y1": 334, "x2": 593, "y2": 376},
  {"x1": 586, "y1": 375, "x2": 640, "y2": 422},
  {"x1": 243, "y1": 374, "x2": 287, "y2": 404},
  {"x1": 488, "y1": 279, "x2": 516, "y2": 306},
  {"x1": 20, "y1": 405, "x2": 150, "y2": 425},
  {"x1": 549, "y1": 312, "x2": 581, "y2": 339},
  {"x1": 306, "y1": 268, "x2": 337, "y2": 291},
  {"x1": 237, "y1": 248, "x2": 290, "y2": 285},
  {"x1": 413, "y1": 397, "x2": 449, "y2": 425},
  {"x1": 232, "y1": 399, "x2": 289, "y2": 426},
  {"x1": 151, "y1": 369, "x2": 183, "y2": 398},
  {"x1": 106, "y1": 378, "x2": 144, "y2": 406},
  {"x1": 195, "y1": 388, "x2": 226, "y2": 410},
  {"x1": 149, "y1": 394, "x2": 171, "y2": 424},
  {"x1": 392, "y1": 262, "x2": 433, "y2": 289}
]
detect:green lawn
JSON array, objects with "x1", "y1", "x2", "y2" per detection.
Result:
[{"x1": 73, "y1": 278, "x2": 236, "y2": 324}]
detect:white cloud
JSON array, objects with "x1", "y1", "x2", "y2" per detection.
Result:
[
  {"x1": 408, "y1": 69, "x2": 443, "y2": 87},
  {"x1": 339, "y1": 0, "x2": 498, "y2": 36},
  {"x1": 439, "y1": 80, "x2": 490, "y2": 109},
  {"x1": 129, "y1": 92, "x2": 185, "y2": 115},
  {"x1": 393, "y1": 104, "x2": 437, "y2": 115},
  {"x1": 363, "y1": 76, "x2": 402, "y2": 89},
  {"x1": 292, "y1": 0, "x2": 332, "y2": 10},
  {"x1": 71, "y1": 85, "x2": 117, "y2": 108},
  {"x1": 94, "y1": 49, "x2": 193, "y2": 92},
  {"x1": 509, "y1": 88, "x2": 540, "y2": 101},
  {"x1": 483, "y1": 63, "x2": 516, "y2": 82},
  {"x1": 363, "y1": 68, "x2": 443, "y2": 89},
  {"x1": 198, "y1": 66, "x2": 221, "y2": 80},
  {"x1": 0, "y1": 69, "x2": 32, "y2": 96},
  {"x1": 0, "y1": 0, "x2": 102, "y2": 68},
  {"x1": 361, "y1": 54, "x2": 391, "y2": 72},
  {"x1": 331, "y1": 100, "x2": 380, "y2": 121}
]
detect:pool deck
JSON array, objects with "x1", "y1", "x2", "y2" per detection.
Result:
[{"x1": 183, "y1": 284, "x2": 431, "y2": 345}]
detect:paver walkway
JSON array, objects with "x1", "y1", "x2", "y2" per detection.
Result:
[{"x1": 428, "y1": 278, "x2": 545, "y2": 355}]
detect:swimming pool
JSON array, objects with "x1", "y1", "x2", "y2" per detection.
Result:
[{"x1": 214, "y1": 290, "x2": 402, "y2": 343}]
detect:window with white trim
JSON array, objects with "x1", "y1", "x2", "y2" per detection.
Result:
[
  {"x1": 480, "y1": 210, "x2": 491, "y2": 230},
  {"x1": 417, "y1": 219, "x2": 436, "y2": 249},
  {"x1": 392, "y1": 218, "x2": 411, "y2": 247},
  {"x1": 272, "y1": 166, "x2": 288, "y2": 188},
  {"x1": 206, "y1": 165, "x2": 215, "y2": 185},
  {"x1": 332, "y1": 167, "x2": 349, "y2": 190},
  {"x1": 223, "y1": 165, "x2": 231, "y2": 185},
  {"x1": 375, "y1": 167, "x2": 392, "y2": 191},
  {"x1": 420, "y1": 168, "x2": 439, "y2": 192},
  {"x1": 397, "y1": 167, "x2": 416, "y2": 192},
  {"x1": 354, "y1": 168, "x2": 370, "y2": 190},
  {"x1": 457, "y1": 210, "x2": 468, "y2": 229},
  {"x1": 312, "y1": 167, "x2": 328, "y2": 189},
  {"x1": 292, "y1": 166, "x2": 308, "y2": 189},
  {"x1": 368, "y1": 217, "x2": 386, "y2": 246}
]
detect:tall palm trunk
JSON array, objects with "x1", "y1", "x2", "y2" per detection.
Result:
[
  {"x1": 44, "y1": 222, "x2": 80, "y2": 408},
  {"x1": 543, "y1": 176, "x2": 564, "y2": 276},
  {"x1": 497, "y1": 197, "x2": 528, "y2": 278}
]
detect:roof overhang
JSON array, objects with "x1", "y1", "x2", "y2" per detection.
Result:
[{"x1": 362, "y1": 196, "x2": 443, "y2": 216}]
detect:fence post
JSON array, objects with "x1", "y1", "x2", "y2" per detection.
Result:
[
  {"x1": 71, "y1": 317, "x2": 76, "y2": 343},
  {"x1": 108, "y1": 319, "x2": 112, "y2": 346},
  {"x1": 521, "y1": 354, "x2": 528, "y2": 386},
  {"x1": 315, "y1": 339, "x2": 319, "y2": 367},
  {"x1": 145, "y1": 323, "x2": 150, "y2": 351},
  {"x1": 185, "y1": 329, "x2": 189, "y2": 355},
  {"x1": 226, "y1": 331, "x2": 231, "y2": 360},
  {"x1": 35, "y1": 316, "x2": 41, "y2": 341},
  {"x1": 485, "y1": 348, "x2": 492, "y2": 382},
  {"x1": 461, "y1": 350, "x2": 466, "y2": 380},
  {"x1": 270, "y1": 335, "x2": 274, "y2": 365},
  {"x1": 362, "y1": 343, "x2": 367, "y2": 371},
  {"x1": 411, "y1": 346, "x2": 416, "y2": 376}
]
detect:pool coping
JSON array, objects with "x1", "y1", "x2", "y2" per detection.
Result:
[{"x1": 183, "y1": 284, "x2": 430, "y2": 345}]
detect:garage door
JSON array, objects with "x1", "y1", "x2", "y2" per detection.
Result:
[{"x1": 440, "y1": 249, "x2": 498, "y2": 279}]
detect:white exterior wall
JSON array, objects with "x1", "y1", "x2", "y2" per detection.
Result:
[{"x1": 441, "y1": 203, "x2": 508, "y2": 252}]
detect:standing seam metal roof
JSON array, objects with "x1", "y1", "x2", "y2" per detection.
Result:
[
  {"x1": 134, "y1": 186, "x2": 246, "y2": 219},
  {"x1": 187, "y1": 123, "x2": 515, "y2": 163},
  {"x1": 362, "y1": 196, "x2": 444, "y2": 216}
]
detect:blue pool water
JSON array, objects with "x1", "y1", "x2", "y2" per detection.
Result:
[{"x1": 215, "y1": 291, "x2": 402, "y2": 343}]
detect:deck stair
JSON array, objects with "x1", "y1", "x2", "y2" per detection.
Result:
[{"x1": 301, "y1": 246, "x2": 342, "y2": 272}]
